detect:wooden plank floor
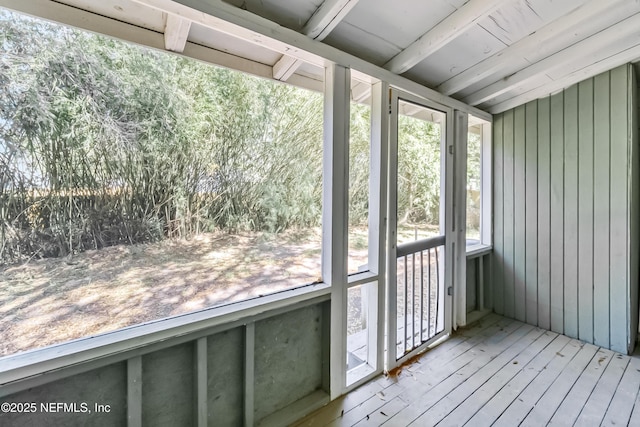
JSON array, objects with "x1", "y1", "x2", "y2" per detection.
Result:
[{"x1": 293, "y1": 314, "x2": 640, "y2": 426}]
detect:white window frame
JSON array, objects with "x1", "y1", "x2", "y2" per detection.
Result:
[
  {"x1": 325, "y1": 64, "x2": 388, "y2": 396},
  {"x1": 466, "y1": 117, "x2": 493, "y2": 257}
]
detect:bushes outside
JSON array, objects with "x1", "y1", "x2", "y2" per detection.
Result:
[{"x1": 0, "y1": 10, "x2": 443, "y2": 264}]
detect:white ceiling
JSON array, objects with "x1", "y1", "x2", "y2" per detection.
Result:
[{"x1": 3, "y1": 0, "x2": 640, "y2": 114}]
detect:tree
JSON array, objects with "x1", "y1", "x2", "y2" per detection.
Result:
[
  {"x1": 0, "y1": 9, "x2": 326, "y2": 262},
  {"x1": 397, "y1": 114, "x2": 442, "y2": 226}
]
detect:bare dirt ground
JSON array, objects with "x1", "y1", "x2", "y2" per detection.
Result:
[
  {"x1": 1, "y1": 228, "x2": 371, "y2": 356},
  {"x1": 0, "y1": 224, "x2": 445, "y2": 357}
]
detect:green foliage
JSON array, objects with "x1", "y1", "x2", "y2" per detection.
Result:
[
  {"x1": 349, "y1": 102, "x2": 371, "y2": 226},
  {"x1": 397, "y1": 114, "x2": 442, "y2": 225},
  {"x1": 466, "y1": 131, "x2": 482, "y2": 237}
]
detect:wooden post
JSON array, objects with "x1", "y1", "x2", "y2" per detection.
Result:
[{"x1": 323, "y1": 63, "x2": 350, "y2": 399}]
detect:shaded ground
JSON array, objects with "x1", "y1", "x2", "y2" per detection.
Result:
[
  {"x1": 0, "y1": 224, "x2": 445, "y2": 356},
  {"x1": 1, "y1": 228, "x2": 364, "y2": 355}
]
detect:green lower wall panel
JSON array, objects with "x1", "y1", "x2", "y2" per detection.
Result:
[
  {"x1": 0, "y1": 362, "x2": 127, "y2": 427},
  {"x1": 253, "y1": 304, "x2": 324, "y2": 422},
  {"x1": 207, "y1": 327, "x2": 244, "y2": 427},
  {"x1": 142, "y1": 343, "x2": 194, "y2": 427}
]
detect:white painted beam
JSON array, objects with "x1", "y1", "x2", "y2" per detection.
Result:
[
  {"x1": 126, "y1": 0, "x2": 491, "y2": 120},
  {"x1": 164, "y1": 12, "x2": 191, "y2": 52},
  {"x1": 303, "y1": 0, "x2": 359, "y2": 40},
  {"x1": 489, "y1": 42, "x2": 640, "y2": 113},
  {"x1": 464, "y1": 12, "x2": 640, "y2": 106},
  {"x1": 272, "y1": 55, "x2": 302, "y2": 80},
  {"x1": 350, "y1": 80, "x2": 370, "y2": 103},
  {"x1": 383, "y1": 0, "x2": 507, "y2": 74},
  {"x1": 131, "y1": 0, "x2": 327, "y2": 67},
  {"x1": 273, "y1": 0, "x2": 360, "y2": 81},
  {"x1": 437, "y1": 0, "x2": 638, "y2": 96}
]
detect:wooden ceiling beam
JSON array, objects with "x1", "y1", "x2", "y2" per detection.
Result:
[
  {"x1": 273, "y1": 0, "x2": 360, "y2": 81},
  {"x1": 464, "y1": 12, "x2": 640, "y2": 107},
  {"x1": 304, "y1": 0, "x2": 360, "y2": 40},
  {"x1": 113, "y1": 0, "x2": 492, "y2": 120},
  {"x1": 383, "y1": 0, "x2": 507, "y2": 75},
  {"x1": 437, "y1": 0, "x2": 638, "y2": 96},
  {"x1": 350, "y1": 80, "x2": 370, "y2": 103},
  {"x1": 272, "y1": 56, "x2": 303, "y2": 81},
  {"x1": 129, "y1": 0, "x2": 326, "y2": 66},
  {"x1": 164, "y1": 13, "x2": 191, "y2": 52}
]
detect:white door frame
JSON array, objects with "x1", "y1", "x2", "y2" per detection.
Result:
[{"x1": 386, "y1": 88, "x2": 455, "y2": 371}]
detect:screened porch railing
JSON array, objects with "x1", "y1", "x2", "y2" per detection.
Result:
[{"x1": 396, "y1": 235, "x2": 445, "y2": 359}]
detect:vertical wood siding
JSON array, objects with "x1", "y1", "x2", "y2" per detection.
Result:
[
  {"x1": 491, "y1": 64, "x2": 639, "y2": 354},
  {"x1": 524, "y1": 102, "x2": 538, "y2": 325},
  {"x1": 514, "y1": 105, "x2": 526, "y2": 323},
  {"x1": 537, "y1": 97, "x2": 551, "y2": 331},
  {"x1": 493, "y1": 115, "x2": 505, "y2": 316},
  {"x1": 549, "y1": 91, "x2": 564, "y2": 333},
  {"x1": 593, "y1": 72, "x2": 611, "y2": 349},
  {"x1": 577, "y1": 78, "x2": 594, "y2": 344},
  {"x1": 503, "y1": 109, "x2": 515, "y2": 319},
  {"x1": 630, "y1": 71, "x2": 640, "y2": 353}
]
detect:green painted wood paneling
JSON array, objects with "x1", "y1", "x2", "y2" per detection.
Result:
[
  {"x1": 563, "y1": 83, "x2": 579, "y2": 338},
  {"x1": 493, "y1": 114, "x2": 505, "y2": 316},
  {"x1": 207, "y1": 328, "x2": 243, "y2": 427},
  {"x1": 0, "y1": 363, "x2": 127, "y2": 427},
  {"x1": 577, "y1": 78, "x2": 595, "y2": 344},
  {"x1": 503, "y1": 109, "x2": 515, "y2": 319},
  {"x1": 525, "y1": 101, "x2": 539, "y2": 326},
  {"x1": 253, "y1": 304, "x2": 324, "y2": 422},
  {"x1": 629, "y1": 69, "x2": 639, "y2": 354},
  {"x1": 142, "y1": 343, "x2": 194, "y2": 427},
  {"x1": 550, "y1": 91, "x2": 565, "y2": 334},
  {"x1": 609, "y1": 65, "x2": 630, "y2": 353},
  {"x1": 537, "y1": 97, "x2": 551, "y2": 331},
  {"x1": 593, "y1": 71, "x2": 611, "y2": 349},
  {"x1": 492, "y1": 64, "x2": 639, "y2": 354},
  {"x1": 514, "y1": 105, "x2": 527, "y2": 322},
  {"x1": 466, "y1": 258, "x2": 477, "y2": 313}
]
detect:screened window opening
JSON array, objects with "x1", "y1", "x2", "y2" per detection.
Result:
[
  {"x1": 396, "y1": 100, "x2": 446, "y2": 245},
  {"x1": 347, "y1": 78, "x2": 372, "y2": 275},
  {"x1": 0, "y1": 10, "x2": 325, "y2": 356},
  {"x1": 466, "y1": 115, "x2": 492, "y2": 250}
]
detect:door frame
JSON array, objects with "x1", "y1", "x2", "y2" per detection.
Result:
[{"x1": 386, "y1": 88, "x2": 455, "y2": 371}]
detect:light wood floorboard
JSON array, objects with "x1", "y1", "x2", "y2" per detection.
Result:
[{"x1": 293, "y1": 316, "x2": 640, "y2": 427}]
